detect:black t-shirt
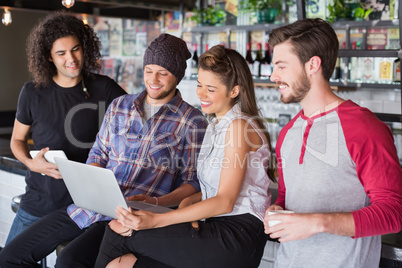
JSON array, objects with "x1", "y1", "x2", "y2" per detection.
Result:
[{"x1": 17, "y1": 74, "x2": 126, "y2": 217}]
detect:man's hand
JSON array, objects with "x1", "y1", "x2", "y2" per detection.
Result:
[
  {"x1": 178, "y1": 192, "x2": 202, "y2": 209},
  {"x1": 28, "y1": 148, "x2": 62, "y2": 179},
  {"x1": 265, "y1": 213, "x2": 325, "y2": 242},
  {"x1": 264, "y1": 212, "x2": 355, "y2": 242},
  {"x1": 127, "y1": 194, "x2": 157, "y2": 205}
]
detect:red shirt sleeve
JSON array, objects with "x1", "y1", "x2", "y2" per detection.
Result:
[{"x1": 339, "y1": 103, "x2": 402, "y2": 238}]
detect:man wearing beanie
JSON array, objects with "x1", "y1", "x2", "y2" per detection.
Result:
[{"x1": 1, "y1": 33, "x2": 208, "y2": 267}]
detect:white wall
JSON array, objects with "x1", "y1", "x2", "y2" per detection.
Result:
[
  {"x1": 0, "y1": 169, "x2": 57, "y2": 266},
  {"x1": 0, "y1": 169, "x2": 26, "y2": 246}
]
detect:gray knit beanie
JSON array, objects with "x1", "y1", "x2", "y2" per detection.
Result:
[{"x1": 143, "y1": 33, "x2": 191, "y2": 84}]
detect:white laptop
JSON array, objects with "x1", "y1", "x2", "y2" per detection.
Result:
[
  {"x1": 54, "y1": 157, "x2": 172, "y2": 219},
  {"x1": 30, "y1": 150, "x2": 67, "y2": 164}
]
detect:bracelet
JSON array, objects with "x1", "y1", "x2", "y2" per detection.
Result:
[{"x1": 153, "y1": 196, "x2": 158, "y2": 206}]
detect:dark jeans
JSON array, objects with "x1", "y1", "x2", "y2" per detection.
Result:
[
  {"x1": 95, "y1": 213, "x2": 267, "y2": 268},
  {"x1": 0, "y1": 207, "x2": 109, "y2": 268},
  {"x1": 5, "y1": 207, "x2": 41, "y2": 246}
]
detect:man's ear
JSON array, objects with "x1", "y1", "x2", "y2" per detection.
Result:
[
  {"x1": 231, "y1": 85, "x2": 240, "y2": 99},
  {"x1": 306, "y1": 56, "x2": 321, "y2": 75}
]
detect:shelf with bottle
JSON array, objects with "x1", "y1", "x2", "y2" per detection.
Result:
[
  {"x1": 329, "y1": 12, "x2": 401, "y2": 124},
  {"x1": 331, "y1": 19, "x2": 400, "y2": 29},
  {"x1": 182, "y1": 23, "x2": 284, "y2": 34},
  {"x1": 331, "y1": 34, "x2": 401, "y2": 88},
  {"x1": 338, "y1": 49, "x2": 400, "y2": 58}
]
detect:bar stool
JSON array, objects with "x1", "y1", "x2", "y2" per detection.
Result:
[{"x1": 11, "y1": 194, "x2": 47, "y2": 268}]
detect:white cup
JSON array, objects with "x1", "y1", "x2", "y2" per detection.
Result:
[{"x1": 267, "y1": 210, "x2": 294, "y2": 227}]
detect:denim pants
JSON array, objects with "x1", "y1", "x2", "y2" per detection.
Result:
[{"x1": 5, "y1": 207, "x2": 41, "y2": 245}]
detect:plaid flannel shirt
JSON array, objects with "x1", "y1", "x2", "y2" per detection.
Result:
[{"x1": 67, "y1": 90, "x2": 207, "y2": 228}]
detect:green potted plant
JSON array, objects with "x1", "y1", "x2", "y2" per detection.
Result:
[
  {"x1": 327, "y1": 0, "x2": 350, "y2": 23},
  {"x1": 190, "y1": 5, "x2": 227, "y2": 26},
  {"x1": 241, "y1": 0, "x2": 282, "y2": 24},
  {"x1": 327, "y1": 0, "x2": 367, "y2": 23},
  {"x1": 352, "y1": 3, "x2": 372, "y2": 21}
]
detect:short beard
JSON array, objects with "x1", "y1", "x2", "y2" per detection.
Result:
[{"x1": 281, "y1": 69, "x2": 310, "y2": 104}]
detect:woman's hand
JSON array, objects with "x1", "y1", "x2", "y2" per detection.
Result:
[{"x1": 115, "y1": 206, "x2": 161, "y2": 231}]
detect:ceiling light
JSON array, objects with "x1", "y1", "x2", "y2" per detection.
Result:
[
  {"x1": 62, "y1": 0, "x2": 75, "y2": 8},
  {"x1": 2, "y1": 9, "x2": 12, "y2": 26},
  {"x1": 82, "y1": 14, "x2": 88, "y2": 25}
]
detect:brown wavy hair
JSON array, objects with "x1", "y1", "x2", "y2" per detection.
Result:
[
  {"x1": 27, "y1": 11, "x2": 102, "y2": 87},
  {"x1": 198, "y1": 45, "x2": 276, "y2": 182}
]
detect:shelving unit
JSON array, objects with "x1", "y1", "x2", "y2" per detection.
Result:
[{"x1": 182, "y1": 0, "x2": 401, "y2": 124}]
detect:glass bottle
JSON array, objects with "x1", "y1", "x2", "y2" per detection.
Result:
[
  {"x1": 191, "y1": 43, "x2": 199, "y2": 78},
  {"x1": 379, "y1": 57, "x2": 392, "y2": 83},
  {"x1": 363, "y1": 46, "x2": 374, "y2": 83},
  {"x1": 253, "y1": 43, "x2": 263, "y2": 78},
  {"x1": 393, "y1": 58, "x2": 400, "y2": 82},
  {"x1": 245, "y1": 42, "x2": 254, "y2": 74},
  {"x1": 260, "y1": 42, "x2": 272, "y2": 79}
]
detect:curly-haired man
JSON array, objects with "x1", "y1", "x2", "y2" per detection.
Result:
[
  {"x1": 0, "y1": 32, "x2": 208, "y2": 267},
  {"x1": 4, "y1": 11, "x2": 126, "y2": 245}
]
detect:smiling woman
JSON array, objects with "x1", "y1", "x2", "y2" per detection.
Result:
[{"x1": 94, "y1": 45, "x2": 276, "y2": 268}]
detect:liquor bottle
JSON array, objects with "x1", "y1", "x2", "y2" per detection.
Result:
[
  {"x1": 349, "y1": 42, "x2": 362, "y2": 82},
  {"x1": 339, "y1": 42, "x2": 348, "y2": 83},
  {"x1": 260, "y1": 42, "x2": 272, "y2": 79},
  {"x1": 330, "y1": 58, "x2": 341, "y2": 82},
  {"x1": 379, "y1": 57, "x2": 392, "y2": 83},
  {"x1": 253, "y1": 43, "x2": 263, "y2": 78},
  {"x1": 355, "y1": 42, "x2": 363, "y2": 83},
  {"x1": 245, "y1": 42, "x2": 254, "y2": 74},
  {"x1": 362, "y1": 46, "x2": 374, "y2": 83},
  {"x1": 191, "y1": 43, "x2": 198, "y2": 78},
  {"x1": 363, "y1": 59, "x2": 374, "y2": 83},
  {"x1": 393, "y1": 58, "x2": 401, "y2": 82}
]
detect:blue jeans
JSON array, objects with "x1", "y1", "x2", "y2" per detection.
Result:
[{"x1": 5, "y1": 207, "x2": 41, "y2": 245}]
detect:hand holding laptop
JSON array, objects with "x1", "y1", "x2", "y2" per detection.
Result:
[
  {"x1": 54, "y1": 158, "x2": 172, "y2": 219},
  {"x1": 29, "y1": 149, "x2": 67, "y2": 179},
  {"x1": 115, "y1": 205, "x2": 165, "y2": 231}
]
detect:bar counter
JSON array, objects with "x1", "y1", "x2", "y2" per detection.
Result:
[{"x1": 0, "y1": 138, "x2": 401, "y2": 266}]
